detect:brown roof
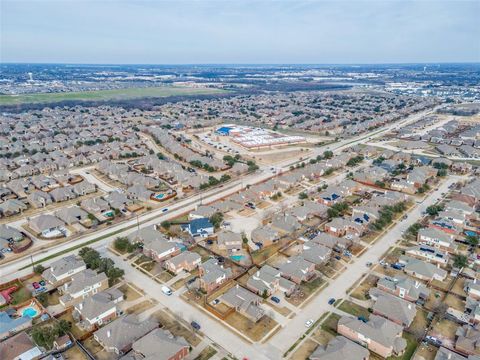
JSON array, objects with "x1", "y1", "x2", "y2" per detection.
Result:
[{"x1": 0, "y1": 332, "x2": 37, "y2": 360}]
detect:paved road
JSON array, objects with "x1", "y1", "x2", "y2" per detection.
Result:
[
  {"x1": 265, "y1": 174, "x2": 467, "y2": 357},
  {"x1": 0, "y1": 105, "x2": 444, "y2": 358},
  {"x1": 70, "y1": 167, "x2": 119, "y2": 193}
]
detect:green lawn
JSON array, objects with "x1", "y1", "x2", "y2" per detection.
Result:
[
  {"x1": 0, "y1": 86, "x2": 227, "y2": 105},
  {"x1": 337, "y1": 300, "x2": 371, "y2": 319}
]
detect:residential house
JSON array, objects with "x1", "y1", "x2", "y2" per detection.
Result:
[
  {"x1": 455, "y1": 324, "x2": 480, "y2": 356},
  {"x1": 271, "y1": 214, "x2": 302, "y2": 234},
  {"x1": 27, "y1": 190, "x2": 53, "y2": 208},
  {"x1": 465, "y1": 280, "x2": 480, "y2": 301},
  {"x1": 220, "y1": 285, "x2": 265, "y2": 322},
  {"x1": 0, "y1": 311, "x2": 33, "y2": 339},
  {"x1": 126, "y1": 185, "x2": 153, "y2": 202},
  {"x1": 373, "y1": 276, "x2": 429, "y2": 303},
  {"x1": 310, "y1": 232, "x2": 352, "y2": 250},
  {"x1": 198, "y1": 258, "x2": 232, "y2": 293},
  {"x1": 217, "y1": 231, "x2": 243, "y2": 252},
  {"x1": 251, "y1": 226, "x2": 279, "y2": 248},
  {"x1": 131, "y1": 328, "x2": 189, "y2": 360},
  {"x1": 324, "y1": 218, "x2": 363, "y2": 237},
  {"x1": 81, "y1": 197, "x2": 110, "y2": 216},
  {"x1": 337, "y1": 315, "x2": 407, "y2": 358},
  {"x1": 29, "y1": 214, "x2": 67, "y2": 238},
  {"x1": 42, "y1": 255, "x2": 87, "y2": 286},
  {"x1": 103, "y1": 191, "x2": 133, "y2": 211},
  {"x1": 164, "y1": 251, "x2": 201, "y2": 274},
  {"x1": 371, "y1": 293, "x2": 417, "y2": 327},
  {"x1": 300, "y1": 243, "x2": 332, "y2": 266},
  {"x1": 310, "y1": 336, "x2": 370, "y2": 360},
  {"x1": 418, "y1": 227, "x2": 457, "y2": 253},
  {"x1": 278, "y1": 256, "x2": 316, "y2": 284},
  {"x1": 399, "y1": 256, "x2": 448, "y2": 282},
  {"x1": 246, "y1": 265, "x2": 296, "y2": 296},
  {"x1": 50, "y1": 186, "x2": 78, "y2": 202},
  {"x1": 184, "y1": 218, "x2": 214, "y2": 238},
  {"x1": 142, "y1": 236, "x2": 181, "y2": 263},
  {"x1": 74, "y1": 288, "x2": 123, "y2": 330},
  {"x1": 0, "y1": 331, "x2": 42, "y2": 359},
  {"x1": 0, "y1": 199, "x2": 27, "y2": 216},
  {"x1": 55, "y1": 206, "x2": 90, "y2": 225},
  {"x1": 59, "y1": 269, "x2": 109, "y2": 307},
  {"x1": 94, "y1": 315, "x2": 158, "y2": 355},
  {"x1": 405, "y1": 245, "x2": 449, "y2": 265}
]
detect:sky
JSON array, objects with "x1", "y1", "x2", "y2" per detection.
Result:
[{"x1": 1, "y1": 0, "x2": 479, "y2": 64}]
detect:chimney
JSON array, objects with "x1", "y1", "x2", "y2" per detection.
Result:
[{"x1": 107, "y1": 330, "x2": 111, "y2": 338}]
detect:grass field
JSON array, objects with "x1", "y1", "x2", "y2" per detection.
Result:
[{"x1": 0, "y1": 86, "x2": 227, "y2": 105}]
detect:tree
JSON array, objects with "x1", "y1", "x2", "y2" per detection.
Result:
[
  {"x1": 37, "y1": 293, "x2": 48, "y2": 307},
  {"x1": 79, "y1": 247, "x2": 101, "y2": 270},
  {"x1": 453, "y1": 255, "x2": 468, "y2": 268},
  {"x1": 55, "y1": 319, "x2": 72, "y2": 336},
  {"x1": 261, "y1": 289, "x2": 269, "y2": 299},
  {"x1": 114, "y1": 237, "x2": 130, "y2": 253},
  {"x1": 466, "y1": 235, "x2": 479, "y2": 248},
  {"x1": 209, "y1": 212, "x2": 224, "y2": 229},
  {"x1": 406, "y1": 223, "x2": 422, "y2": 237},
  {"x1": 33, "y1": 265, "x2": 45, "y2": 274},
  {"x1": 323, "y1": 150, "x2": 333, "y2": 159},
  {"x1": 161, "y1": 220, "x2": 172, "y2": 230},
  {"x1": 426, "y1": 205, "x2": 443, "y2": 216},
  {"x1": 106, "y1": 267, "x2": 125, "y2": 286},
  {"x1": 298, "y1": 192, "x2": 308, "y2": 200}
]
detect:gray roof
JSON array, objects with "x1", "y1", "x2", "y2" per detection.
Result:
[
  {"x1": 55, "y1": 206, "x2": 89, "y2": 224},
  {"x1": 132, "y1": 329, "x2": 188, "y2": 359},
  {"x1": 94, "y1": 315, "x2": 157, "y2": 353},
  {"x1": 310, "y1": 335, "x2": 370, "y2": 360},
  {"x1": 220, "y1": 285, "x2": 264, "y2": 321},
  {"x1": 400, "y1": 255, "x2": 447, "y2": 280},
  {"x1": 279, "y1": 256, "x2": 313, "y2": 280},
  {"x1": 75, "y1": 289, "x2": 123, "y2": 321},
  {"x1": 62, "y1": 269, "x2": 107, "y2": 296},
  {"x1": 166, "y1": 251, "x2": 201, "y2": 268},
  {"x1": 339, "y1": 315, "x2": 406, "y2": 352},
  {"x1": 128, "y1": 226, "x2": 165, "y2": 243},
  {"x1": 29, "y1": 214, "x2": 65, "y2": 232},
  {"x1": 372, "y1": 293, "x2": 417, "y2": 326},
  {"x1": 301, "y1": 243, "x2": 331, "y2": 265},
  {"x1": 0, "y1": 225, "x2": 23, "y2": 242},
  {"x1": 42, "y1": 255, "x2": 86, "y2": 283},
  {"x1": 200, "y1": 258, "x2": 232, "y2": 284}
]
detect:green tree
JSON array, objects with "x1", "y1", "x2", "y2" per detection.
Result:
[
  {"x1": 209, "y1": 212, "x2": 224, "y2": 229},
  {"x1": 299, "y1": 192, "x2": 308, "y2": 200},
  {"x1": 453, "y1": 255, "x2": 468, "y2": 268},
  {"x1": 161, "y1": 220, "x2": 172, "y2": 230},
  {"x1": 466, "y1": 235, "x2": 479, "y2": 247},
  {"x1": 323, "y1": 150, "x2": 333, "y2": 159},
  {"x1": 33, "y1": 264, "x2": 45, "y2": 274}
]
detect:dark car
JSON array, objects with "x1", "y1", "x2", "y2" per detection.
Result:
[
  {"x1": 271, "y1": 296, "x2": 280, "y2": 304},
  {"x1": 358, "y1": 316, "x2": 368, "y2": 323},
  {"x1": 191, "y1": 321, "x2": 201, "y2": 330},
  {"x1": 334, "y1": 255, "x2": 341, "y2": 261},
  {"x1": 328, "y1": 298, "x2": 336, "y2": 305}
]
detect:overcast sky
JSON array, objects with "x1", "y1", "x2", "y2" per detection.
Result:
[{"x1": 1, "y1": 0, "x2": 479, "y2": 64}]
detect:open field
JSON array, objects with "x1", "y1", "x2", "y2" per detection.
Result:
[{"x1": 0, "y1": 86, "x2": 227, "y2": 105}]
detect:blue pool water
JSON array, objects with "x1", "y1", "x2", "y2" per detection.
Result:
[
  {"x1": 103, "y1": 211, "x2": 114, "y2": 217},
  {"x1": 22, "y1": 307, "x2": 38, "y2": 318},
  {"x1": 155, "y1": 193, "x2": 165, "y2": 199},
  {"x1": 230, "y1": 255, "x2": 244, "y2": 262}
]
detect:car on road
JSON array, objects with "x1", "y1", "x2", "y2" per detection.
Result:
[
  {"x1": 212, "y1": 299, "x2": 220, "y2": 305},
  {"x1": 334, "y1": 255, "x2": 341, "y2": 261},
  {"x1": 305, "y1": 319, "x2": 314, "y2": 328},
  {"x1": 366, "y1": 262, "x2": 373, "y2": 267},
  {"x1": 191, "y1": 321, "x2": 201, "y2": 330},
  {"x1": 328, "y1": 298, "x2": 336, "y2": 305},
  {"x1": 271, "y1": 296, "x2": 281, "y2": 304},
  {"x1": 161, "y1": 286, "x2": 172, "y2": 296},
  {"x1": 162, "y1": 208, "x2": 169, "y2": 213}
]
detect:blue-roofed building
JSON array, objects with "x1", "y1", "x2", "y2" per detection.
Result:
[
  {"x1": 184, "y1": 218, "x2": 214, "y2": 238},
  {"x1": 216, "y1": 126, "x2": 233, "y2": 136},
  {"x1": 0, "y1": 311, "x2": 33, "y2": 339}
]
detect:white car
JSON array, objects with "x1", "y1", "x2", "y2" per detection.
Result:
[{"x1": 305, "y1": 319, "x2": 314, "y2": 328}]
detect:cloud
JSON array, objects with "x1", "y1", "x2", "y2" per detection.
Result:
[{"x1": 1, "y1": 0, "x2": 479, "y2": 63}]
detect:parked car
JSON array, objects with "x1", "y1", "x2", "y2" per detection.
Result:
[
  {"x1": 366, "y1": 262, "x2": 373, "y2": 267},
  {"x1": 191, "y1": 321, "x2": 201, "y2": 330},
  {"x1": 212, "y1": 299, "x2": 220, "y2": 305},
  {"x1": 161, "y1": 286, "x2": 172, "y2": 296},
  {"x1": 328, "y1": 298, "x2": 336, "y2": 305},
  {"x1": 305, "y1": 319, "x2": 314, "y2": 328},
  {"x1": 162, "y1": 208, "x2": 169, "y2": 213},
  {"x1": 271, "y1": 296, "x2": 280, "y2": 304},
  {"x1": 334, "y1": 255, "x2": 341, "y2": 261}
]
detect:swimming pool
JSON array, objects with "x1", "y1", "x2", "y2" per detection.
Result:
[
  {"x1": 103, "y1": 211, "x2": 114, "y2": 217},
  {"x1": 154, "y1": 193, "x2": 165, "y2": 200},
  {"x1": 22, "y1": 307, "x2": 38, "y2": 318},
  {"x1": 230, "y1": 255, "x2": 244, "y2": 262}
]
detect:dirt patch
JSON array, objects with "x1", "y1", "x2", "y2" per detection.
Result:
[
  {"x1": 290, "y1": 338, "x2": 318, "y2": 360},
  {"x1": 311, "y1": 327, "x2": 335, "y2": 346},
  {"x1": 193, "y1": 346, "x2": 217, "y2": 360},
  {"x1": 151, "y1": 309, "x2": 202, "y2": 346},
  {"x1": 126, "y1": 299, "x2": 156, "y2": 314},
  {"x1": 350, "y1": 274, "x2": 379, "y2": 300},
  {"x1": 118, "y1": 283, "x2": 142, "y2": 301},
  {"x1": 63, "y1": 345, "x2": 88, "y2": 360},
  {"x1": 224, "y1": 311, "x2": 278, "y2": 342},
  {"x1": 444, "y1": 294, "x2": 465, "y2": 312}
]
